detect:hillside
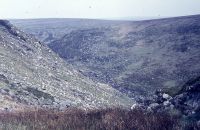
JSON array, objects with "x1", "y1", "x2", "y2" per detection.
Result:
[
  {"x1": 11, "y1": 15, "x2": 200, "y2": 100},
  {"x1": 11, "y1": 19, "x2": 125, "y2": 44},
  {"x1": 0, "y1": 20, "x2": 133, "y2": 111}
]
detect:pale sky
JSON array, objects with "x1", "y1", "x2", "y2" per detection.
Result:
[{"x1": 0, "y1": 0, "x2": 200, "y2": 19}]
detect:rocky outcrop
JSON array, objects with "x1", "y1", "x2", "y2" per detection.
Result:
[
  {"x1": 172, "y1": 76, "x2": 200, "y2": 116},
  {"x1": 143, "y1": 76, "x2": 200, "y2": 127}
]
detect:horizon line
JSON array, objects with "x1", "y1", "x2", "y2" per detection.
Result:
[{"x1": 4, "y1": 14, "x2": 200, "y2": 22}]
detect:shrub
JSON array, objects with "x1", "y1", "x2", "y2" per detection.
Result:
[{"x1": 0, "y1": 107, "x2": 185, "y2": 130}]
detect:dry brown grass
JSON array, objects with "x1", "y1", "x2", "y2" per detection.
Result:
[{"x1": 0, "y1": 107, "x2": 195, "y2": 130}]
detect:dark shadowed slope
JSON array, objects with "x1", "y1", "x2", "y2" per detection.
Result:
[
  {"x1": 11, "y1": 15, "x2": 200, "y2": 100},
  {"x1": 0, "y1": 20, "x2": 133, "y2": 110}
]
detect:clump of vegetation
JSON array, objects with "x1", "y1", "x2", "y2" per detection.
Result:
[
  {"x1": 25, "y1": 87, "x2": 55, "y2": 102},
  {"x1": 0, "y1": 107, "x2": 197, "y2": 130}
]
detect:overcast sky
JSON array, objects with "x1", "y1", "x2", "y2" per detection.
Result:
[{"x1": 0, "y1": 0, "x2": 200, "y2": 19}]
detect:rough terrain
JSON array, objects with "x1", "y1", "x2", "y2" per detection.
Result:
[
  {"x1": 12, "y1": 15, "x2": 200, "y2": 100},
  {"x1": 0, "y1": 20, "x2": 133, "y2": 111}
]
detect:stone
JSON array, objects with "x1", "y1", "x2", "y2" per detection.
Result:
[
  {"x1": 163, "y1": 101, "x2": 170, "y2": 106},
  {"x1": 131, "y1": 103, "x2": 139, "y2": 110},
  {"x1": 162, "y1": 93, "x2": 171, "y2": 100},
  {"x1": 149, "y1": 103, "x2": 159, "y2": 109}
]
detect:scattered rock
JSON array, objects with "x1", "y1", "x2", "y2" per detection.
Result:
[
  {"x1": 162, "y1": 93, "x2": 171, "y2": 100},
  {"x1": 0, "y1": 20, "x2": 133, "y2": 110}
]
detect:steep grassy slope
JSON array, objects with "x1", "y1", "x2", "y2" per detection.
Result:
[
  {"x1": 11, "y1": 15, "x2": 200, "y2": 100},
  {"x1": 0, "y1": 20, "x2": 133, "y2": 110}
]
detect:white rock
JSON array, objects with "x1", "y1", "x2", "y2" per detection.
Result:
[
  {"x1": 131, "y1": 103, "x2": 138, "y2": 110},
  {"x1": 163, "y1": 93, "x2": 171, "y2": 99},
  {"x1": 163, "y1": 101, "x2": 170, "y2": 106},
  {"x1": 147, "y1": 106, "x2": 152, "y2": 111},
  {"x1": 149, "y1": 103, "x2": 159, "y2": 108}
]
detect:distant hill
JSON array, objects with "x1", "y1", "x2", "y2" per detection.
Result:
[
  {"x1": 11, "y1": 18, "x2": 126, "y2": 44},
  {"x1": 0, "y1": 20, "x2": 132, "y2": 111},
  {"x1": 11, "y1": 15, "x2": 200, "y2": 100}
]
